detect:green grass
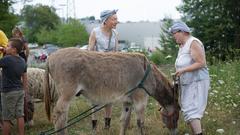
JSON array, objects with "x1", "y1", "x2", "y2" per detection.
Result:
[{"x1": 10, "y1": 61, "x2": 240, "y2": 135}]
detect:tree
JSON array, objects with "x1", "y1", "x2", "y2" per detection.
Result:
[
  {"x1": 154, "y1": 17, "x2": 178, "y2": 65},
  {"x1": 178, "y1": 0, "x2": 240, "y2": 61},
  {"x1": 159, "y1": 18, "x2": 178, "y2": 58},
  {"x1": 21, "y1": 4, "x2": 60, "y2": 42},
  {"x1": 37, "y1": 19, "x2": 89, "y2": 47},
  {"x1": 0, "y1": 0, "x2": 18, "y2": 36}
]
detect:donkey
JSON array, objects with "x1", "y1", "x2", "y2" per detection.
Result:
[
  {"x1": 24, "y1": 68, "x2": 57, "y2": 126},
  {"x1": 28, "y1": 68, "x2": 56, "y2": 101},
  {"x1": 44, "y1": 47, "x2": 179, "y2": 135}
]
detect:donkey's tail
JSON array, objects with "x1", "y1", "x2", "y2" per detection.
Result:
[{"x1": 44, "y1": 60, "x2": 51, "y2": 121}]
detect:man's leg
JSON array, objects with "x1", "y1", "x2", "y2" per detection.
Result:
[
  {"x1": 0, "y1": 92, "x2": 2, "y2": 128},
  {"x1": 17, "y1": 117, "x2": 25, "y2": 135},
  {"x1": 16, "y1": 91, "x2": 25, "y2": 135},
  {"x1": 2, "y1": 120, "x2": 11, "y2": 135}
]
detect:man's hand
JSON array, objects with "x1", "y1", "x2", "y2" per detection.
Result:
[{"x1": 0, "y1": 47, "x2": 4, "y2": 52}]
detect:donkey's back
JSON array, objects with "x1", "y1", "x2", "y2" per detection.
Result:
[{"x1": 47, "y1": 47, "x2": 149, "y2": 104}]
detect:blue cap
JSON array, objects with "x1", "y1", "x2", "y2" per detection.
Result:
[
  {"x1": 169, "y1": 21, "x2": 191, "y2": 33},
  {"x1": 100, "y1": 9, "x2": 118, "y2": 23}
]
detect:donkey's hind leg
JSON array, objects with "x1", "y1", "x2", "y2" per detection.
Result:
[
  {"x1": 52, "y1": 96, "x2": 71, "y2": 135},
  {"x1": 119, "y1": 101, "x2": 132, "y2": 135}
]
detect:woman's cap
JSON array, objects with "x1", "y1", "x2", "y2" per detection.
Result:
[
  {"x1": 169, "y1": 21, "x2": 191, "y2": 33},
  {"x1": 100, "y1": 9, "x2": 118, "y2": 23}
]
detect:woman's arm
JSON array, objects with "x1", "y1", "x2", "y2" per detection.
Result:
[
  {"x1": 88, "y1": 30, "x2": 96, "y2": 51},
  {"x1": 115, "y1": 31, "x2": 119, "y2": 51},
  {"x1": 175, "y1": 40, "x2": 206, "y2": 76}
]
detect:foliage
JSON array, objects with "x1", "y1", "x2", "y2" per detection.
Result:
[
  {"x1": 208, "y1": 60, "x2": 240, "y2": 112},
  {"x1": 36, "y1": 27, "x2": 57, "y2": 45},
  {"x1": 178, "y1": 0, "x2": 240, "y2": 62},
  {"x1": 152, "y1": 17, "x2": 177, "y2": 65},
  {"x1": 21, "y1": 4, "x2": 61, "y2": 42},
  {"x1": 149, "y1": 48, "x2": 175, "y2": 65},
  {"x1": 159, "y1": 17, "x2": 178, "y2": 59},
  {"x1": 37, "y1": 19, "x2": 89, "y2": 47},
  {"x1": 0, "y1": 0, "x2": 18, "y2": 36},
  {"x1": 80, "y1": 16, "x2": 95, "y2": 20},
  {"x1": 22, "y1": 61, "x2": 240, "y2": 135}
]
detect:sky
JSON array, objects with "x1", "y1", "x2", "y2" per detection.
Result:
[{"x1": 13, "y1": 0, "x2": 182, "y2": 22}]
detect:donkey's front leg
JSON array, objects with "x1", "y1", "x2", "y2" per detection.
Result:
[
  {"x1": 120, "y1": 102, "x2": 132, "y2": 135},
  {"x1": 135, "y1": 106, "x2": 145, "y2": 135},
  {"x1": 91, "y1": 104, "x2": 98, "y2": 135}
]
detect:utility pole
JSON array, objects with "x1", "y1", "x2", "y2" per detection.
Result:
[
  {"x1": 50, "y1": 0, "x2": 55, "y2": 7},
  {"x1": 59, "y1": 4, "x2": 66, "y2": 22},
  {"x1": 66, "y1": 0, "x2": 76, "y2": 22},
  {"x1": 66, "y1": 0, "x2": 69, "y2": 22}
]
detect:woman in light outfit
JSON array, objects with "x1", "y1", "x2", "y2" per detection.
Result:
[
  {"x1": 88, "y1": 9, "x2": 119, "y2": 130},
  {"x1": 169, "y1": 21, "x2": 210, "y2": 135}
]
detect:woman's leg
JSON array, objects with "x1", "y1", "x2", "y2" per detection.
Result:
[{"x1": 188, "y1": 119, "x2": 202, "y2": 134}]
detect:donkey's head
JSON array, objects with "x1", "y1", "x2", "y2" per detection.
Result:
[{"x1": 151, "y1": 64, "x2": 180, "y2": 134}]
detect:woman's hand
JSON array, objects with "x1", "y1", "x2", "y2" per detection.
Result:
[{"x1": 175, "y1": 68, "x2": 186, "y2": 77}]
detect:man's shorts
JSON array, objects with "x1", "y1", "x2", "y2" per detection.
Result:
[{"x1": 1, "y1": 90, "x2": 24, "y2": 121}]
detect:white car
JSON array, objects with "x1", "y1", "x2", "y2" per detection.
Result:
[
  {"x1": 80, "y1": 45, "x2": 88, "y2": 50},
  {"x1": 28, "y1": 43, "x2": 38, "y2": 49}
]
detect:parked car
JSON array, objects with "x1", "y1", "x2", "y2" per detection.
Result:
[
  {"x1": 76, "y1": 44, "x2": 88, "y2": 50},
  {"x1": 43, "y1": 44, "x2": 59, "y2": 55},
  {"x1": 80, "y1": 45, "x2": 88, "y2": 50},
  {"x1": 32, "y1": 49, "x2": 48, "y2": 63},
  {"x1": 28, "y1": 43, "x2": 39, "y2": 49},
  {"x1": 42, "y1": 44, "x2": 58, "y2": 49}
]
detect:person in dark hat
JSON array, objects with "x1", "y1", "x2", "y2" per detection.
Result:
[
  {"x1": 88, "y1": 9, "x2": 119, "y2": 130},
  {"x1": 169, "y1": 21, "x2": 210, "y2": 135}
]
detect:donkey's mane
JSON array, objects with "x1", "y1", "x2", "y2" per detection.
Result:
[{"x1": 151, "y1": 63, "x2": 172, "y2": 90}]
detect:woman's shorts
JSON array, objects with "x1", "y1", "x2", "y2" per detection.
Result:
[{"x1": 180, "y1": 79, "x2": 210, "y2": 122}]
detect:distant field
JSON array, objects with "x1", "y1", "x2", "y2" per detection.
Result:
[{"x1": 9, "y1": 61, "x2": 240, "y2": 135}]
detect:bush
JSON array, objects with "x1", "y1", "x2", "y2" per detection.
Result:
[
  {"x1": 36, "y1": 19, "x2": 89, "y2": 47},
  {"x1": 149, "y1": 50, "x2": 175, "y2": 65}
]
